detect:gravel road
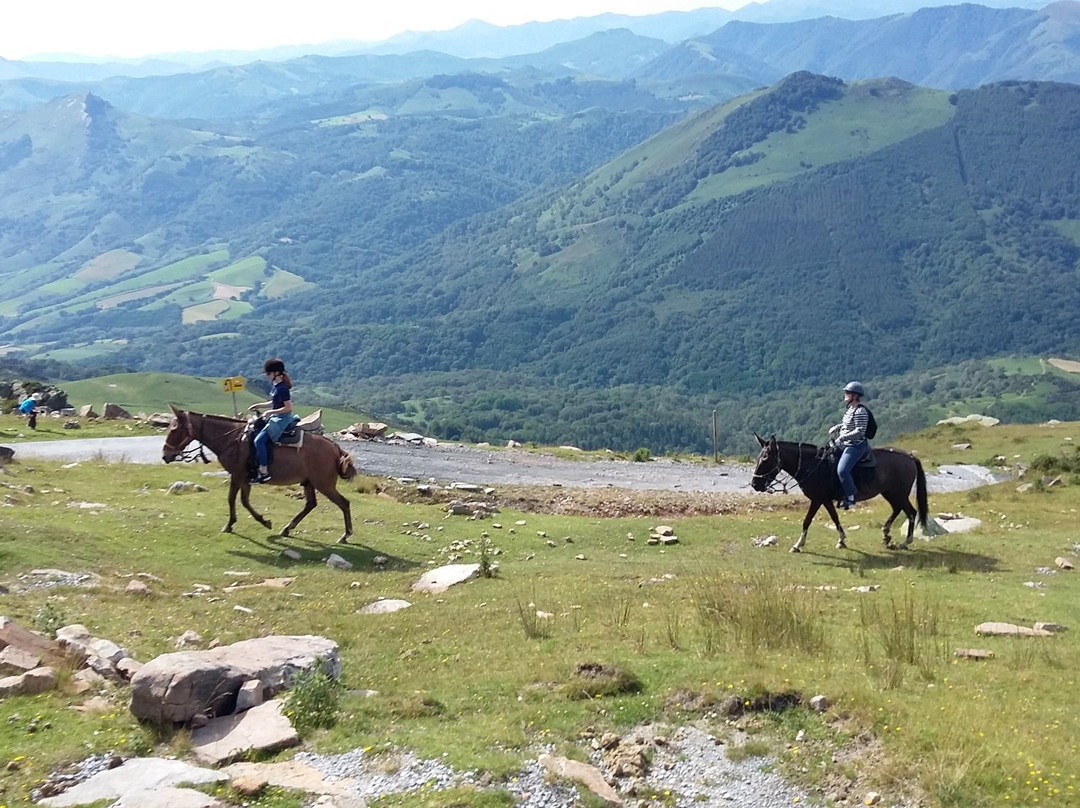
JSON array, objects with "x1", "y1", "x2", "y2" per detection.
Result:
[{"x1": 8, "y1": 434, "x2": 1006, "y2": 494}]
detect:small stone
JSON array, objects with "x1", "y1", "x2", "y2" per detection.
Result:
[
  {"x1": 809, "y1": 695, "x2": 829, "y2": 712},
  {"x1": 125, "y1": 580, "x2": 152, "y2": 596},
  {"x1": 955, "y1": 648, "x2": 994, "y2": 660},
  {"x1": 327, "y1": 553, "x2": 353, "y2": 570}
]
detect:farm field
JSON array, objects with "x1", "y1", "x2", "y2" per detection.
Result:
[{"x1": 0, "y1": 421, "x2": 1079, "y2": 806}]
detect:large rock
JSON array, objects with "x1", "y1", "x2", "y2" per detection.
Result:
[
  {"x1": 102, "y1": 402, "x2": 132, "y2": 419},
  {"x1": 0, "y1": 616, "x2": 64, "y2": 664},
  {"x1": 191, "y1": 699, "x2": 299, "y2": 765},
  {"x1": 38, "y1": 758, "x2": 226, "y2": 807},
  {"x1": 411, "y1": 564, "x2": 480, "y2": 594},
  {"x1": 129, "y1": 635, "x2": 339, "y2": 724}
]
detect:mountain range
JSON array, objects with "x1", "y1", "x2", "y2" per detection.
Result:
[{"x1": 4, "y1": 2, "x2": 1080, "y2": 451}]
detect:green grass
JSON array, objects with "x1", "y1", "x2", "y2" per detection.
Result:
[{"x1": 1, "y1": 424, "x2": 1079, "y2": 805}]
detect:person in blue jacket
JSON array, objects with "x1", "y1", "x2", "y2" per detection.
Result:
[
  {"x1": 17, "y1": 392, "x2": 41, "y2": 430},
  {"x1": 247, "y1": 358, "x2": 299, "y2": 483}
]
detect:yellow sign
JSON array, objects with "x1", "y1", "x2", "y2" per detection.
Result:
[{"x1": 221, "y1": 376, "x2": 245, "y2": 392}]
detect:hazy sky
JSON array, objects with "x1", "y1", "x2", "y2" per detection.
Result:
[{"x1": 2, "y1": 0, "x2": 747, "y2": 61}]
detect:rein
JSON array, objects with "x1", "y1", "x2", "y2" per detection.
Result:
[
  {"x1": 754, "y1": 442, "x2": 830, "y2": 493},
  {"x1": 166, "y1": 413, "x2": 246, "y2": 464}
]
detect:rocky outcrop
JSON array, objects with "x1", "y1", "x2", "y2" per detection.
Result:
[{"x1": 129, "y1": 635, "x2": 339, "y2": 724}]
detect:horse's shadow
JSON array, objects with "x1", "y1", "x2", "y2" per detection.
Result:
[
  {"x1": 223, "y1": 529, "x2": 422, "y2": 573},
  {"x1": 798, "y1": 544, "x2": 1003, "y2": 575}
]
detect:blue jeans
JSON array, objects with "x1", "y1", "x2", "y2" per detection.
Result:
[
  {"x1": 254, "y1": 414, "x2": 298, "y2": 466},
  {"x1": 837, "y1": 440, "x2": 869, "y2": 502}
]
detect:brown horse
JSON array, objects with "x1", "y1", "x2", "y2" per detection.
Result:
[
  {"x1": 162, "y1": 405, "x2": 357, "y2": 543},
  {"x1": 751, "y1": 434, "x2": 928, "y2": 553}
]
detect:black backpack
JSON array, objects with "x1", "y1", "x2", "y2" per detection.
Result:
[{"x1": 863, "y1": 407, "x2": 877, "y2": 440}]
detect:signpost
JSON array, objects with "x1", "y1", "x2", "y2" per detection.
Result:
[{"x1": 222, "y1": 376, "x2": 245, "y2": 416}]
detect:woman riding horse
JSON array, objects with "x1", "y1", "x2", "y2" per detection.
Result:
[{"x1": 752, "y1": 433, "x2": 928, "y2": 553}]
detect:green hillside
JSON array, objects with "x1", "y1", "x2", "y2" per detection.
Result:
[
  {"x1": 181, "y1": 74, "x2": 1080, "y2": 452},
  {"x1": 8, "y1": 71, "x2": 1080, "y2": 453},
  {"x1": 60, "y1": 372, "x2": 369, "y2": 432}
]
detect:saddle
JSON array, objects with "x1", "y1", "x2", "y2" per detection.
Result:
[
  {"x1": 822, "y1": 444, "x2": 877, "y2": 499},
  {"x1": 243, "y1": 415, "x2": 307, "y2": 479}
]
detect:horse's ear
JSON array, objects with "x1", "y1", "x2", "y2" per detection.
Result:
[
  {"x1": 169, "y1": 403, "x2": 181, "y2": 415},
  {"x1": 769, "y1": 434, "x2": 777, "y2": 445},
  {"x1": 754, "y1": 433, "x2": 766, "y2": 447}
]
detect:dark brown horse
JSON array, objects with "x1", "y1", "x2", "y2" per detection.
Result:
[
  {"x1": 751, "y1": 434, "x2": 928, "y2": 553},
  {"x1": 162, "y1": 405, "x2": 357, "y2": 543}
]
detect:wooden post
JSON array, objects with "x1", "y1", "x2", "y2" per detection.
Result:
[{"x1": 712, "y1": 409, "x2": 719, "y2": 464}]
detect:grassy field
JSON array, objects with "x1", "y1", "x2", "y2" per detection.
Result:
[{"x1": 0, "y1": 422, "x2": 1079, "y2": 806}]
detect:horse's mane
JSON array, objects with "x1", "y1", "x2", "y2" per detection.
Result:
[{"x1": 190, "y1": 411, "x2": 247, "y2": 424}]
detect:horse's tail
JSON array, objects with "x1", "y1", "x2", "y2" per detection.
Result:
[
  {"x1": 337, "y1": 448, "x2": 357, "y2": 480},
  {"x1": 914, "y1": 456, "x2": 929, "y2": 531}
]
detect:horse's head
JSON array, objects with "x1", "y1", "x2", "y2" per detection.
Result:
[
  {"x1": 162, "y1": 405, "x2": 193, "y2": 463},
  {"x1": 751, "y1": 433, "x2": 781, "y2": 492}
]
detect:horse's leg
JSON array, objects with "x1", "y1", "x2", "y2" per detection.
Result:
[
  {"x1": 223, "y1": 476, "x2": 241, "y2": 533},
  {"x1": 899, "y1": 497, "x2": 918, "y2": 549},
  {"x1": 791, "y1": 500, "x2": 824, "y2": 553},
  {"x1": 318, "y1": 484, "x2": 353, "y2": 544},
  {"x1": 880, "y1": 499, "x2": 902, "y2": 549},
  {"x1": 281, "y1": 481, "x2": 318, "y2": 538},
  {"x1": 238, "y1": 478, "x2": 272, "y2": 530},
  {"x1": 823, "y1": 500, "x2": 849, "y2": 550}
]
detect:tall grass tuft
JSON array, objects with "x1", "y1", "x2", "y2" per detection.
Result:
[
  {"x1": 859, "y1": 591, "x2": 948, "y2": 689},
  {"x1": 690, "y1": 569, "x2": 828, "y2": 656},
  {"x1": 515, "y1": 598, "x2": 552, "y2": 640}
]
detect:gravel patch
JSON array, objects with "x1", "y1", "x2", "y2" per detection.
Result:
[{"x1": 295, "y1": 725, "x2": 816, "y2": 808}]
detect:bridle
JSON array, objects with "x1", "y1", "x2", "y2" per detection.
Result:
[
  {"x1": 163, "y1": 414, "x2": 212, "y2": 463},
  {"x1": 751, "y1": 441, "x2": 829, "y2": 494}
]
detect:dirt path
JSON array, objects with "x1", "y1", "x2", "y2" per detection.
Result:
[{"x1": 9, "y1": 435, "x2": 1005, "y2": 497}]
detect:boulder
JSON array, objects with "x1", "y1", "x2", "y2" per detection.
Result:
[
  {"x1": 190, "y1": 699, "x2": 299, "y2": 765},
  {"x1": 102, "y1": 402, "x2": 132, "y2": 419},
  {"x1": 129, "y1": 635, "x2": 339, "y2": 724},
  {"x1": 0, "y1": 616, "x2": 64, "y2": 664},
  {"x1": 77, "y1": 404, "x2": 98, "y2": 418}
]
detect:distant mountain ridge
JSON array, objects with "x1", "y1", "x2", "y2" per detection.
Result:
[
  {"x1": 2, "y1": 2, "x2": 1077, "y2": 120},
  {"x1": 2, "y1": 0, "x2": 1050, "y2": 81},
  {"x1": 648, "y1": 2, "x2": 1080, "y2": 87}
]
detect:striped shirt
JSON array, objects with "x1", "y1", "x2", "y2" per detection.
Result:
[{"x1": 835, "y1": 404, "x2": 869, "y2": 446}]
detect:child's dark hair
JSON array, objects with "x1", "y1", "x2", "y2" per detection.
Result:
[{"x1": 263, "y1": 358, "x2": 292, "y2": 388}]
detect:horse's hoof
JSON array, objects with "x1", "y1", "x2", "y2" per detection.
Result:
[
  {"x1": 836, "y1": 541, "x2": 847, "y2": 550},
  {"x1": 789, "y1": 545, "x2": 801, "y2": 553},
  {"x1": 281, "y1": 527, "x2": 292, "y2": 538},
  {"x1": 221, "y1": 526, "x2": 233, "y2": 534},
  {"x1": 337, "y1": 535, "x2": 350, "y2": 544}
]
